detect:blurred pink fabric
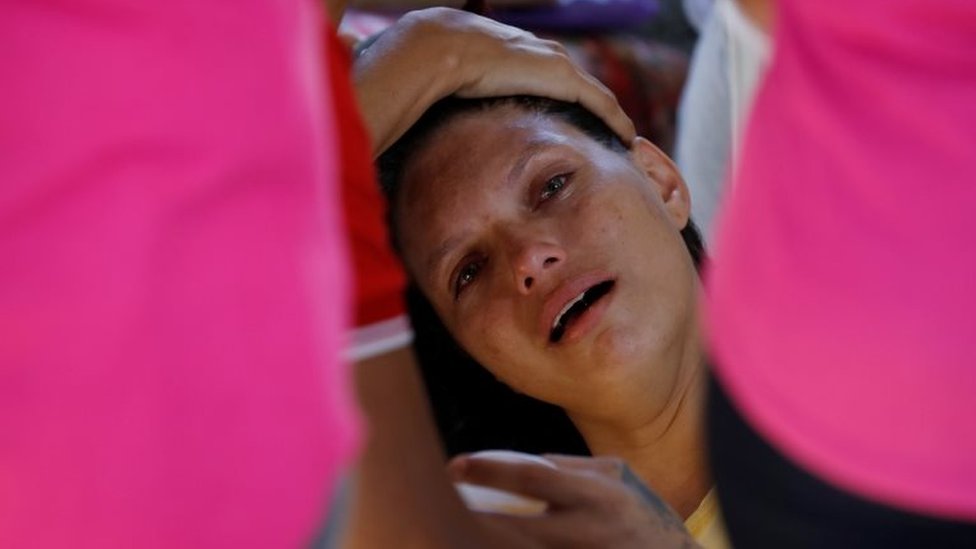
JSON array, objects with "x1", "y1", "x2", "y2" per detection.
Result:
[
  {"x1": 0, "y1": 1, "x2": 358, "y2": 547},
  {"x1": 707, "y1": 0, "x2": 976, "y2": 520}
]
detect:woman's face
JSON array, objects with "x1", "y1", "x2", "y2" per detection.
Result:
[{"x1": 395, "y1": 105, "x2": 699, "y2": 420}]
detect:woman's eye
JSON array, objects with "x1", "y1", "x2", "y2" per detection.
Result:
[
  {"x1": 539, "y1": 174, "x2": 570, "y2": 203},
  {"x1": 454, "y1": 259, "x2": 483, "y2": 298}
]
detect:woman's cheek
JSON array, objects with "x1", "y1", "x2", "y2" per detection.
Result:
[
  {"x1": 581, "y1": 196, "x2": 628, "y2": 243},
  {"x1": 463, "y1": 303, "x2": 515, "y2": 366}
]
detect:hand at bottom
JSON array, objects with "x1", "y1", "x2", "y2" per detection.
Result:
[{"x1": 449, "y1": 454, "x2": 701, "y2": 549}]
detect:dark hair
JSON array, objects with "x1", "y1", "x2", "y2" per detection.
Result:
[{"x1": 378, "y1": 96, "x2": 705, "y2": 457}]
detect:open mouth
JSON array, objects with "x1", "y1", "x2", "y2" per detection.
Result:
[{"x1": 549, "y1": 280, "x2": 615, "y2": 344}]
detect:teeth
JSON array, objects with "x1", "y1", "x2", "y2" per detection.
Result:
[{"x1": 552, "y1": 292, "x2": 587, "y2": 331}]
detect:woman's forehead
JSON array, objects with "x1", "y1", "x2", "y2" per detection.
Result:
[{"x1": 401, "y1": 110, "x2": 591, "y2": 198}]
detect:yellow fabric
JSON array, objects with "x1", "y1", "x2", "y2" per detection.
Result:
[{"x1": 684, "y1": 489, "x2": 732, "y2": 549}]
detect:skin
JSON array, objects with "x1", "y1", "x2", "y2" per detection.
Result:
[{"x1": 394, "y1": 105, "x2": 711, "y2": 518}]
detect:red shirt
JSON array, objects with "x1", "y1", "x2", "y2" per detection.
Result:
[{"x1": 327, "y1": 32, "x2": 412, "y2": 360}]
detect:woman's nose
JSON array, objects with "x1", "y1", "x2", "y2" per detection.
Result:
[{"x1": 512, "y1": 242, "x2": 565, "y2": 295}]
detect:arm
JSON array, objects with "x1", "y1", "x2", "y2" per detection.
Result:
[
  {"x1": 353, "y1": 7, "x2": 635, "y2": 156},
  {"x1": 341, "y1": 347, "x2": 503, "y2": 549}
]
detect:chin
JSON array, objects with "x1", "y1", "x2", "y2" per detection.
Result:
[
  {"x1": 584, "y1": 333, "x2": 653, "y2": 383},
  {"x1": 599, "y1": 320, "x2": 683, "y2": 371},
  {"x1": 588, "y1": 327, "x2": 653, "y2": 373}
]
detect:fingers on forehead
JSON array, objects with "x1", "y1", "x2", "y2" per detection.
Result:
[{"x1": 574, "y1": 71, "x2": 636, "y2": 143}]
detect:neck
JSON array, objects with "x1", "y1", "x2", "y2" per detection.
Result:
[{"x1": 568, "y1": 342, "x2": 710, "y2": 519}]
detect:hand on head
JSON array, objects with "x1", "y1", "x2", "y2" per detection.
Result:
[{"x1": 354, "y1": 7, "x2": 635, "y2": 156}]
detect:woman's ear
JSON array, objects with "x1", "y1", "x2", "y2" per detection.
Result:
[{"x1": 629, "y1": 136, "x2": 691, "y2": 230}]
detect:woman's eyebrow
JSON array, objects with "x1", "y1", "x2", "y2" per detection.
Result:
[
  {"x1": 505, "y1": 140, "x2": 559, "y2": 189},
  {"x1": 426, "y1": 234, "x2": 465, "y2": 282}
]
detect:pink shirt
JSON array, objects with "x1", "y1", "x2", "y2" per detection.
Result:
[
  {"x1": 0, "y1": 2, "x2": 358, "y2": 547},
  {"x1": 707, "y1": 0, "x2": 976, "y2": 520}
]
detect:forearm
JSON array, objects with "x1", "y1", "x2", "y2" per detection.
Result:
[{"x1": 341, "y1": 347, "x2": 481, "y2": 549}]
